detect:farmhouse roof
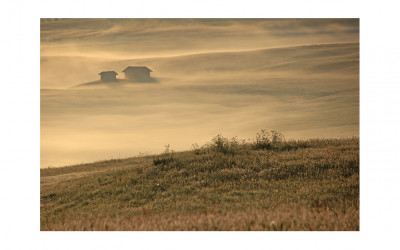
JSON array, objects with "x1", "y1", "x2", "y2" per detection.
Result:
[
  {"x1": 98, "y1": 71, "x2": 118, "y2": 75},
  {"x1": 122, "y1": 66, "x2": 153, "y2": 72}
]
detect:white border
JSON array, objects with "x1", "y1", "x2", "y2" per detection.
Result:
[{"x1": 1, "y1": 0, "x2": 400, "y2": 250}]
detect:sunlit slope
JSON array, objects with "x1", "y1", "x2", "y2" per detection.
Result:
[
  {"x1": 41, "y1": 137, "x2": 359, "y2": 231},
  {"x1": 41, "y1": 43, "x2": 358, "y2": 89}
]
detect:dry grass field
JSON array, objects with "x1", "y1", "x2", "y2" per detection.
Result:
[{"x1": 40, "y1": 131, "x2": 359, "y2": 231}]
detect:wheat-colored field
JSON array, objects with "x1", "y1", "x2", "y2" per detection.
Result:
[{"x1": 40, "y1": 132, "x2": 359, "y2": 231}]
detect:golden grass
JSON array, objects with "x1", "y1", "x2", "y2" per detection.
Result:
[
  {"x1": 42, "y1": 205, "x2": 358, "y2": 231},
  {"x1": 41, "y1": 134, "x2": 359, "y2": 231}
]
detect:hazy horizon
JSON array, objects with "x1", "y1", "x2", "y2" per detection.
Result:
[{"x1": 41, "y1": 18, "x2": 359, "y2": 168}]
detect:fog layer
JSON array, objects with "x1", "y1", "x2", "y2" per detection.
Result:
[
  {"x1": 41, "y1": 42, "x2": 359, "y2": 168},
  {"x1": 41, "y1": 18, "x2": 359, "y2": 89}
]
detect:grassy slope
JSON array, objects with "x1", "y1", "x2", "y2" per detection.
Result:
[{"x1": 40, "y1": 134, "x2": 359, "y2": 231}]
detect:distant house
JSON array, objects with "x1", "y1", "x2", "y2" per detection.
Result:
[
  {"x1": 98, "y1": 71, "x2": 118, "y2": 82},
  {"x1": 122, "y1": 66, "x2": 152, "y2": 82}
]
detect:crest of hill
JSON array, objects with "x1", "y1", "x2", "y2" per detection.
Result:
[
  {"x1": 120, "y1": 43, "x2": 359, "y2": 75},
  {"x1": 42, "y1": 43, "x2": 359, "y2": 89}
]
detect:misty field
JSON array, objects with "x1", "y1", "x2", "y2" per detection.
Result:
[
  {"x1": 40, "y1": 132, "x2": 359, "y2": 231},
  {"x1": 41, "y1": 43, "x2": 359, "y2": 168}
]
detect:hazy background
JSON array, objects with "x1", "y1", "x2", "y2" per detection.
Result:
[{"x1": 41, "y1": 18, "x2": 359, "y2": 168}]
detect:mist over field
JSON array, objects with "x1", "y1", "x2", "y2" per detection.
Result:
[{"x1": 40, "y1": 19, "x2": 359, "y2": 168}]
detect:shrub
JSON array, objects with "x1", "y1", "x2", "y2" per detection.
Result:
[
  {"x1": 210, "y1": 135, "x2": 242, "y2": 155},
  {"x1": 192, "y1": 143, "x2": 206, "y2": 155},
  {"x1": 153, "y1": 144, "x2": 175, "y2": 167},
  {"x1": 271, "y1": 130, "x2": 285, "y2": 144},
  {"x1": 253, "y1": 130, "x2": 285, "y2": 150}
]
